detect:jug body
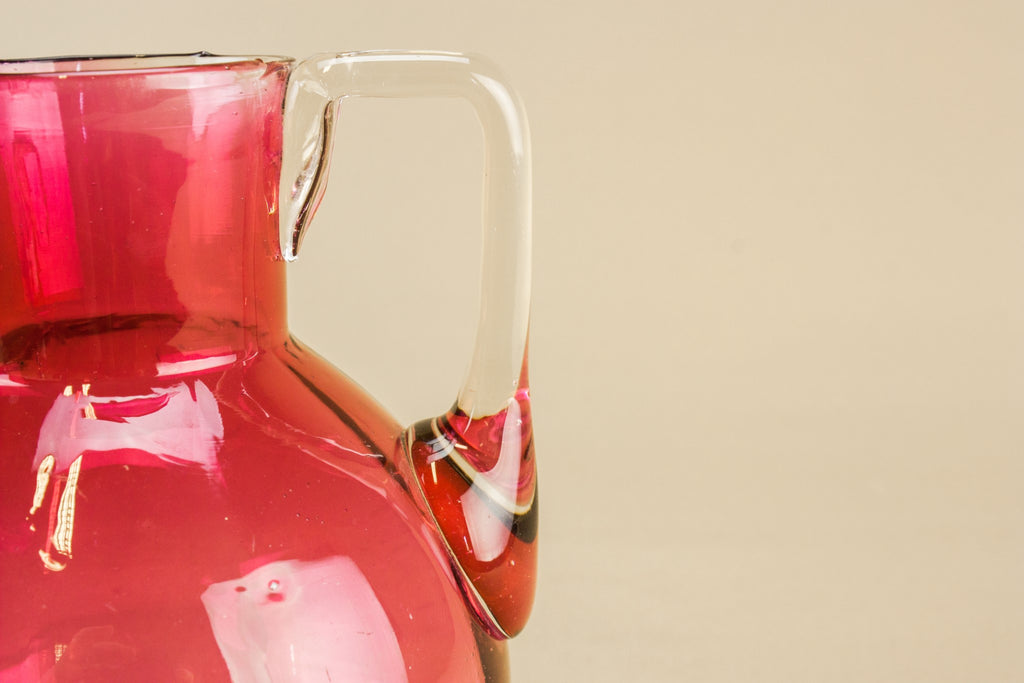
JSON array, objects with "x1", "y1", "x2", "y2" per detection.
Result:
[
  {"x1": 0, "y1": 54, "x2": 528, "y2": 681},
  {"x1": 0, "y1": 351, "x2": 509, "y2": 681}
]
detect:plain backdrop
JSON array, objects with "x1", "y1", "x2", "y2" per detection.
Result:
[{"x1": 4, "y1": 1, "x2": 1024, "y2": 680}]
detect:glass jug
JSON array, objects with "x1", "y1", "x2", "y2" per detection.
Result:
[{"x1": 0, "y1": 51, "x2": 536, "y2": 682}]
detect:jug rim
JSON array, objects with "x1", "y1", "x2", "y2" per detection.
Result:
[{"x1": 0, "y1": 52, "x2": 293, "y2": 76}]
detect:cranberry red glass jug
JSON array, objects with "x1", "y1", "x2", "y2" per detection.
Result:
[{"x1": 0, "y1": 51, "x2": 536, "y2": 681}]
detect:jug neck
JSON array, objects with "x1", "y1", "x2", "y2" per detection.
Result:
[{"x1": 0, "y1": 55, "x2": 293, "y2": 382}]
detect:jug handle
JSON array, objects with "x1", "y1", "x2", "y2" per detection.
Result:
[
  {"x1": 281, "y1": 51, "x2": 536, "y2": 639},
  {"x1": 281, "y1": 51, "x2": 530, "y2": 419}
]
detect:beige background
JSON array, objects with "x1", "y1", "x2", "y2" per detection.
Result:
[{"x1": 6, "y1": 1, "x2": 1024, "y2": 680}]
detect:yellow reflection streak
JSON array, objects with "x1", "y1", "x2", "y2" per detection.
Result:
[
  {"x1": 38, "y1": 550, "x2": 66, "y2": 571},
  {"x1": 52, "y1": 455, "x2": 83, "y2": 557},
  {"x1": 30, "y1": 454, "x2": 55, "y2": 515}
]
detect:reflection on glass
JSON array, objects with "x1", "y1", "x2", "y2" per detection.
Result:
[
  {"x1": 407, "y1": 383, "x2": 538, "y2": 638},
  {"x1": 33, "y1": 381, "x2": 224, "y2": 473},
  {"x1": 201, "y1": 557, "x2": 405, "y2": 681},
  {"x1": 29, "y1": 454, "x2": 53, "y2": 515},
  {"x1": 26, "y1": 381, "x2": 224, "y2": 572}
]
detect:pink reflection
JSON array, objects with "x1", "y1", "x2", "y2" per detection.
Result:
[
  {"x1": 201, "y1": 557, "x2": 406, "y2": 681},
  {"x1": 33, "y1": 380, "x2": 224, "y2": 473},
  {"x1": 458, "y1": 398, "x2": 523, "y2": 562},
  {"x1": 0, "y1": 76, "x2": 83, "y2": 306},
  {"x1": 27, "y1": 380, "x2": 225, "y2": 571}
]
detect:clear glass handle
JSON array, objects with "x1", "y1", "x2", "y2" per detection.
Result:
[
  {"x1": 281, "y1": 51, "x2": 537, "y2": 639},
  {"x1": 281, "y1": 50, "x2": 530, "y2": 418}
]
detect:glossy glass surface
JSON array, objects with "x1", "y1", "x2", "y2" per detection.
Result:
[
  {"x1": 0, "y1": 54, "x2": 527, "y2": 681},
  {"x1": 407, "y1": 369, "x2": 537, "y2": 637}
]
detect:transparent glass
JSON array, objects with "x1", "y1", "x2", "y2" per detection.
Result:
[{"x1": 0, "y1": 51, "x2": 535, "y2": 681}]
